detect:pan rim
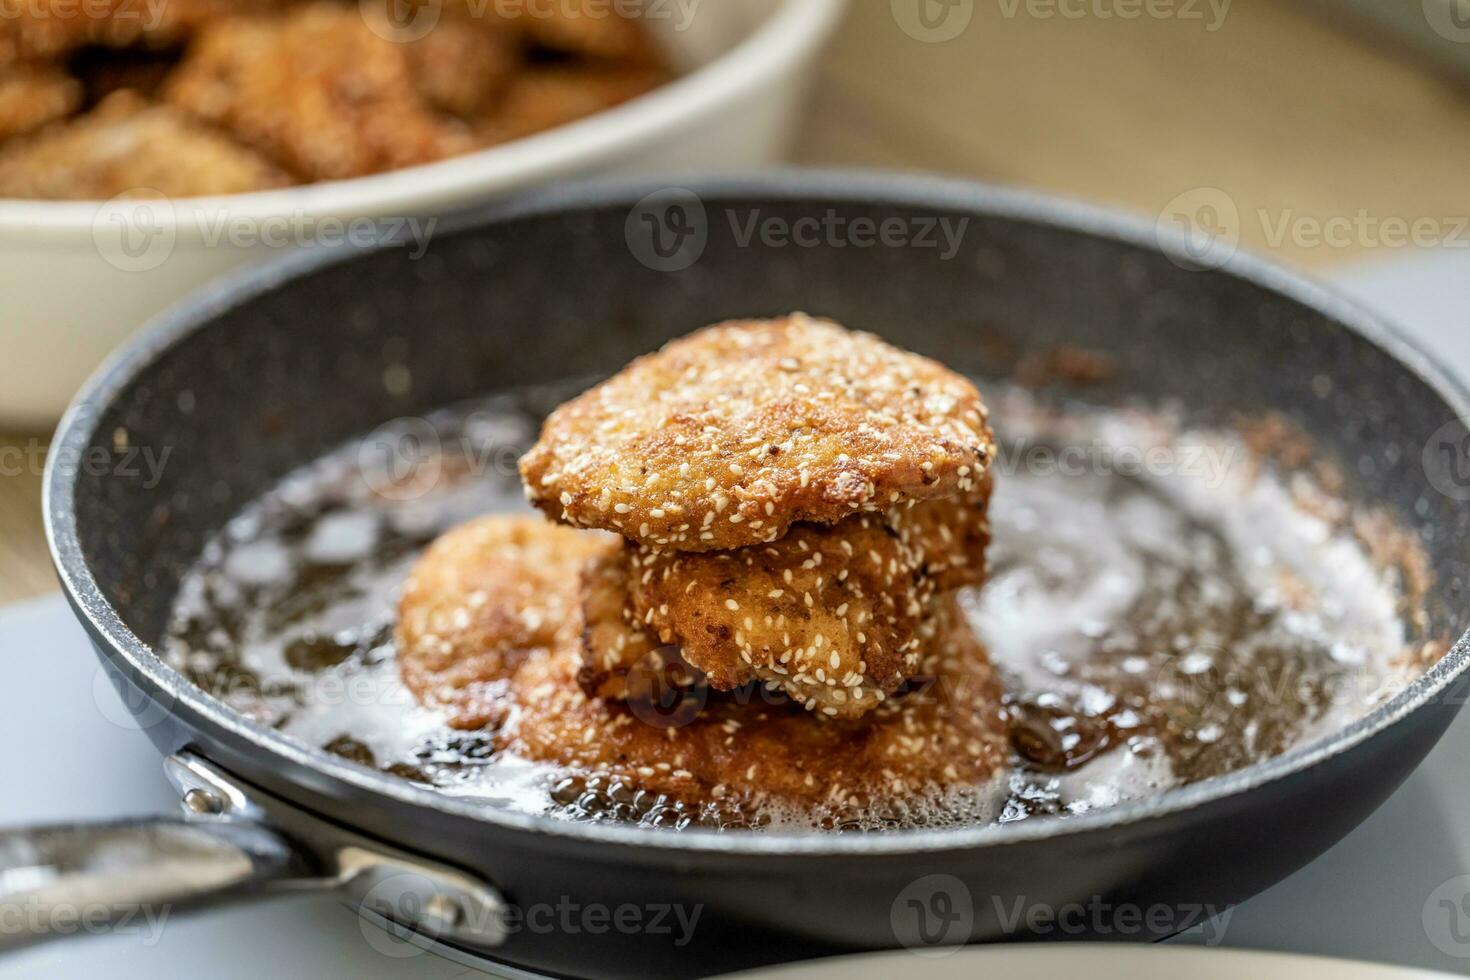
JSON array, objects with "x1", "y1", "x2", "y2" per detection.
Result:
[{"x1": 45, "y1": 169, "x2": 1470, "y2": 858}]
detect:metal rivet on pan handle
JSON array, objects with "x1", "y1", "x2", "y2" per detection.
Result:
[{"x1": 165, "y1": 751, "x2": 509, "y2": 947}]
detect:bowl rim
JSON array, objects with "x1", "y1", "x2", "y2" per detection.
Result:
[
  {"x1": 0, "y1": 0, "x2": 848, "y2": 237},
  {"x1": 45, "y1": 170, "x2": 1470, "y2": 858}
]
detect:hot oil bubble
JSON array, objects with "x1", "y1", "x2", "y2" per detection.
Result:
[{"x1": 162, "y1": 385, "x2": 1420, "y2": 833}]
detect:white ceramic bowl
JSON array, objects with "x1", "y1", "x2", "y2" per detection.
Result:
[{"x1": 0, "y1": 0, "x2": 847, "y2": 427}]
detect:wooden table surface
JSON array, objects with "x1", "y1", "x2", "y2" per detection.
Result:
[{"x1": 3, "y1": 0, "x2": 1468, "y2": 605}]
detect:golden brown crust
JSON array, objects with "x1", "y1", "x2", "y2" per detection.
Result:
[
  {"x1": 0, "y1": 91, "x2": 291, "y2": 199},
  {"x1": 479, "y1": 64, "x2": 664, "y2": 142},
  {"x1": 0, "y1": 65, "x2": 80, "y2": 141},
  {"x1": 577, "y1": 486, "x2": 992, "y2": 715},
  {"x1": 627, "y1": 509, "x2": 935, "y2": 719},
  {"x1": 619, "y1": 487, "x2": 993, "y2": 718},
  {"x1": 396, "y1": 515, "x2": 615, "y2": 730},
  {"x1": 520, "y1": 315, "x2": 995, "y2": 552},
  {"x1": 0, "y1": 0, "x2": 670, "y2": 198},
  {"x1": 509, "y1": 0, "x2": 659, "y2": 62},
  {"x1": 403, "y1": 15, "x2": 520, "y2": 119},
  {"x1": 576, "y1": 548, "x2": 665, "y2": 700},
  {"x1": 900, "y1": 471, "x2": 994, "y2": 592},
  {"x1": 0, "y1": 0, "x2": 285, "y2": 66},
  {"x1": 442, "y1": 0, "x2": 661, "y2": 62},
  {"x1": 507, "y1": 597, "x2": 1010, "y2": 814},
  {"x1": 163, "y1": 4, "x2": 475, "y2": 181}
]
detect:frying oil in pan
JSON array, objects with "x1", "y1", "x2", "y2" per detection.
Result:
[{"x1": 163, "y1": 384, "x2": 1425, "y2": 831}]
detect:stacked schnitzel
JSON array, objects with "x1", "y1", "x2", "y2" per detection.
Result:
[{"x1": 397, "y1": 315, "x2": 1010, "y2": 818}]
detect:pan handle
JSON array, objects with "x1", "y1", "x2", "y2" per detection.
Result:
[
  {"x1": 0, "y1": 751, "x2": 507, "y2": 954},
  {"x1": 0, "y1": 817, "x2": 309, "y2": 952}
]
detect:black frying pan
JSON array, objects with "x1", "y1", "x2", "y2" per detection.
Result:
[{"x1": 22, "y1": 173, "x2": 1470, "y2": 979}]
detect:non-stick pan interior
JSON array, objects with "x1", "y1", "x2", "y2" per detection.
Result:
[{"x1": 62, "y1": 176, "x2": 1470, "y2": 679}]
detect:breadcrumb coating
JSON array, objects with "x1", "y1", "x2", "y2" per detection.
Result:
[
  {"x1": 396, "y1": 515, "x2": 615, "y2": 730},
  {"x1": 0, "y1": 0, "x2": 669, "y2": 198},
  {"x1": 498, "y1": 0, "x2": 660, "y2": 61},
  {"x1": 0, "y1": 64, "x2": 80, "y2": 140},
  {"x1": 580, "y1": 485, "x2": 993, "y2": 716},
  {"x1": 404, "y1": 14, "x2": 520, "y2": 119},
  {"x1": 163, "y1": 4, "x2": 474, "y2": 181},
  {"x1": 576, "y1": 548, "x2": 666, "y2": 701},
  {"x1": 480, "y1": 64, "x2": 664, "y2": 142},
  {"x1": 627, "y1": 508, "x2": 937, "y2": 719},
  {"x1": 0, "y1": 0, "x2": 287, "y2": 66},
  {"x1": 520, "y1": 315, "x2": 995, "y2": 552},
  {"x1": 438, "y1": 0, "x2": 662, "y2": 62},
  {"x1": 508, "y1": 596, "x2": 1009, "y2": 813},
  {"x1": 900, "y1": 471, "x2": 994, "y2": 592},
  {"x1": 0, "y1": 90, "x2": 291, "y2": 199}
]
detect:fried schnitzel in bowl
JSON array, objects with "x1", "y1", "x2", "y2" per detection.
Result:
[{"x1": 0, "y1": 0, "x2": 847, "y2": 425}]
